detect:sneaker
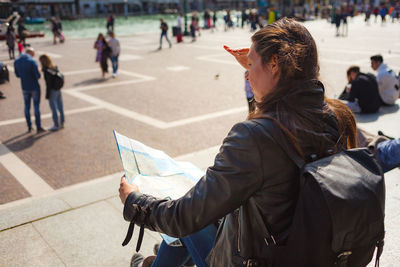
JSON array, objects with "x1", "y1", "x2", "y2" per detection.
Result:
[
  {"x1": 112, "y1": 73, "x2": 117, "y2": 78},
  {"x1": 27, "y1": 127, "x2": 33, "y2": 133},
  {"x1": 130, "y1": 253, "x2": 144, "y2": 267},
  {"x1": 60, "y1": 122, "x2": 64, "y2": 129},
  {"x1": 130, "y1": 254, "x2": 156, "y2": 267},
  {"x1": 36, "y1": 127, "x2": 46, "y2": 134},
  {"x1": 169, "y1": 43, "x2": 172, "y2": 48},
  {"x1": 49, "y1": 126, "x2": 58, "y2": 132}
]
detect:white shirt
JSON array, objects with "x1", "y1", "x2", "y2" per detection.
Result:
[
  {"x1": 108, "y1": 37, "x2": 120, "y2": 57},
  {"x1": 177, "y1": 16, "x2": 182, "y2": 28},
  {"x1": 376, "y1": 63, "x2": 399, "y2": 105}
]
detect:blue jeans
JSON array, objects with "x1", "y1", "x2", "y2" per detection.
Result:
[
  {"x1": 23, "y1": 90, "x2": 41, "y2": 128},
  {"x1": 110, "y1": 56, "x2": 118, "y2": 74},
  {"x1": 377, "y1": 138, "x2": 400, "y2": 172},
  {"x1": 151, "y1": 224, "x2": 217, "y2": 267},
  {"x1": 49, "y1": 90, "x2": 64, "y2": 127},
  {"x1": 160, "y1": 32, "x2": 171, "y2": 47}
]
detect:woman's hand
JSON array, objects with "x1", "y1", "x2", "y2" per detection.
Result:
[
  {"x1": 119, "y1": 175, "x2": 139, "y2": 204},
  {"x1": 224, "y1": 45, "x2": 250, "y2": 70}
]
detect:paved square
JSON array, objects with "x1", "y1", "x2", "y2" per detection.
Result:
[{"x1": 0, "y1": 16, "x2": 399, "y2": 205}]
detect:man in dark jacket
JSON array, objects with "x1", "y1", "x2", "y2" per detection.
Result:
[
  {"x1": 14, "y1": 47, "x2": 45, "y2": 133},
  {"x1": 339, "y1": 65, "x2": 381, "y2": 113}
]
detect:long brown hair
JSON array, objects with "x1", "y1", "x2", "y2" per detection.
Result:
[
  {"x1": 325, "y1": 98, "x2": 357, "y2": 149},
  {"x1": 39, "y1": 54, "x2": 55, "y2": 69},
  {"x1": 249, "y1": 18, "x2": 339, "y2": 158}
]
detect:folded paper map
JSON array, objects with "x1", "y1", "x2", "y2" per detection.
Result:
[{"x1": 113, "y1": 130, "x2": 205, "y2": 244}]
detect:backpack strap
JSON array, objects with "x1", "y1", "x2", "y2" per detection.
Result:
[
  {"x1": 375, "y1": 239, "x2": 384, "y2": 267},
  {"x1": 253, "y1": 116, "x2": 305, "y2": 168}
]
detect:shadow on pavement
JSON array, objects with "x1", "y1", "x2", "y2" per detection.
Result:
[
  {"x1": 0, "y1": 131, "x2": 54, "y2": 154},
  {"x1": 73, "y1": 76, "x2": 111, "y2": 86},
  {"x1": 355, "y1": 104, "x2": 399, "y2": 123}
]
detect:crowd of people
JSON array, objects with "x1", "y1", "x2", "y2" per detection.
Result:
[{"x1": 1, "y1": 11, "x2": 399, "y2": 266}]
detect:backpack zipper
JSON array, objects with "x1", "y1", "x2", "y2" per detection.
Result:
[{"x1": 237, "y1": 209, "x2": 241, "y2": 252}]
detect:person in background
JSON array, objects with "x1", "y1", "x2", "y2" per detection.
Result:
[
  {"x1": 39, "y1": 54, "x2": 65, "y2": 131},
  {"x1": 94, "y1": 33, "x2": 109, "y2": 78},
  {"x1": 108, "y1": 32, "x2": 120, "y2": 78},
  {"x1": 159, "y1": 19, "x2": 172, "y2": 49},
  {"x1": 6, "y1": 25, "x2": 16, "y2": 60},
  {"x1": 334, "y1": 7, "x2": 342, "y2": 36},
  {"x1": 17, "y1": 20, "x2": 27, "y2": 47},
  {"x1": 212, "y1": 11, "x2": 217, "y2": 31},
  {"x1": 176, "y1": 13, "x2": 183, "y2": 43},
  {"x1": 0, "y1": 61, "x2": 9, "y2": 99},
  {"x1": 17, "y1": 40, "x2": 23, "y2": 55},
  {"x1": 50, "y1": 17, "x2": 60, "y2": 44},
  {"x1": 267, "y1": 7, "x2": 276, "y2": 24},
  {"x1": 56, "y1": 17, "x2": 65, "y2": 43},
  {"x1": 244, "y1": 70, "x2": 255, "y2": 113},
  {"x1": 106, "y1": 14, "x2": 115, "y2": 33},
  {"x1": 370, "y1": 54, "x2": 399, "y2": 105},
  {"x1": 14, "y1": 47, "x2": 45, "y2": 133},
  {"x1": 339, "y1": 65, "x2": 381, "y2": 113},
  {"x1": 190, "y1": 16, "x2": 197, "y2": 42}
]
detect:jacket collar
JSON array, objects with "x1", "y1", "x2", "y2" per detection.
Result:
[{"x1": 377, "y1": 62, "x2": 387, "y2": 73}]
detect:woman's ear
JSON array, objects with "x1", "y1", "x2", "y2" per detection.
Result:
[{"x1": 269, "y1": 55, "x2": 279, "y2": 76}]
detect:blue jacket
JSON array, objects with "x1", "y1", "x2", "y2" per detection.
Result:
[{"x1": 14, "y1": 54, "x2": 41, "y2": 91}]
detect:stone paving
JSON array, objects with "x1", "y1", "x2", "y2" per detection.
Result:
[{"x1": 0, "y1": 16, "x2": 399, "y2": 266}]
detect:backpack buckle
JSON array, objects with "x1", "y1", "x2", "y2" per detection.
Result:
[
  {"x1": 337, "y1": 251, "x2": 352, "y2": 258},
  {"x1": 246, "y1": 259, "x2": 259, "y2": 267},
  {"x1": 336, "y1": 251, "x2": 352, "y2": 267}
]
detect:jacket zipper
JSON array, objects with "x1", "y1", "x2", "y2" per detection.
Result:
[{"x1": 237, "y1": 209, "x2": 241, "y2": 252}]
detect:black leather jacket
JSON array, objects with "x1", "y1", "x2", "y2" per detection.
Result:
[{"x1": 123, "y1": 85, "x2": 339, "y2": 266}]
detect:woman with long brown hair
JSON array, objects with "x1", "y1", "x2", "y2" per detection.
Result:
[
  {"x1": 39, "y1": 54, "x2": 65, "y2": 131},
  {"x1": 119, "y1": 18, "x2": 355, "y2": 266},
  {"x1": 94, "y1": 33, "x2": 110, "y2": 78}
]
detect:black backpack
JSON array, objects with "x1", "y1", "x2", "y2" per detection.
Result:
[
  {"x1": 256, "y1": 119, "x2": 385, "y2": 267},
  {"x1": 46, "y1": 67, "x2": 64, "y2": 90},
  {"x1": 0, "y1": 64, "x2": 9, "y2": 84}
]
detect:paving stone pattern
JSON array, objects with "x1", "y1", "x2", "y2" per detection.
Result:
[{"x1": 0, "y1": 16, "x2": 399, "y2": 266}]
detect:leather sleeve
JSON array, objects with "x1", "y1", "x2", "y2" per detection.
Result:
[{"x1": 123, "y1": 121, "x2": 265, "y2": 237}]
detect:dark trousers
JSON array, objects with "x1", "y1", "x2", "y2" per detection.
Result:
[
  {"x1": 23, "y1": 90, "x2": 41, "y2": 128},
  {"x1": 8, "y1": 47, "x2": 15, "y2": 59}
]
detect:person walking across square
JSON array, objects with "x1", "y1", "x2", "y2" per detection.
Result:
[
  {"x1": 244, "y1": 70, "x2": 255, "y2": 113},
  {"x1": 159, "y1": 19, "x2": 172, "y2": 49},
  {"x1": 14, "y1": 47, "x2": 45, "y2": 133},
  {"x1": 108, "y1": 32, "x2": 120, "y2": 78},
  {"x1": 6, "y1": 26, "x2": 16, "y2": 60}
]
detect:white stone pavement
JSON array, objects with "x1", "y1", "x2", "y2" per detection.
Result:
[
  {"x1": 1, "y1": 16, "x2": 400, "y2": 266},
  {"x1": 0, "y1": 118, "x2": 399, "y2": 266}
]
